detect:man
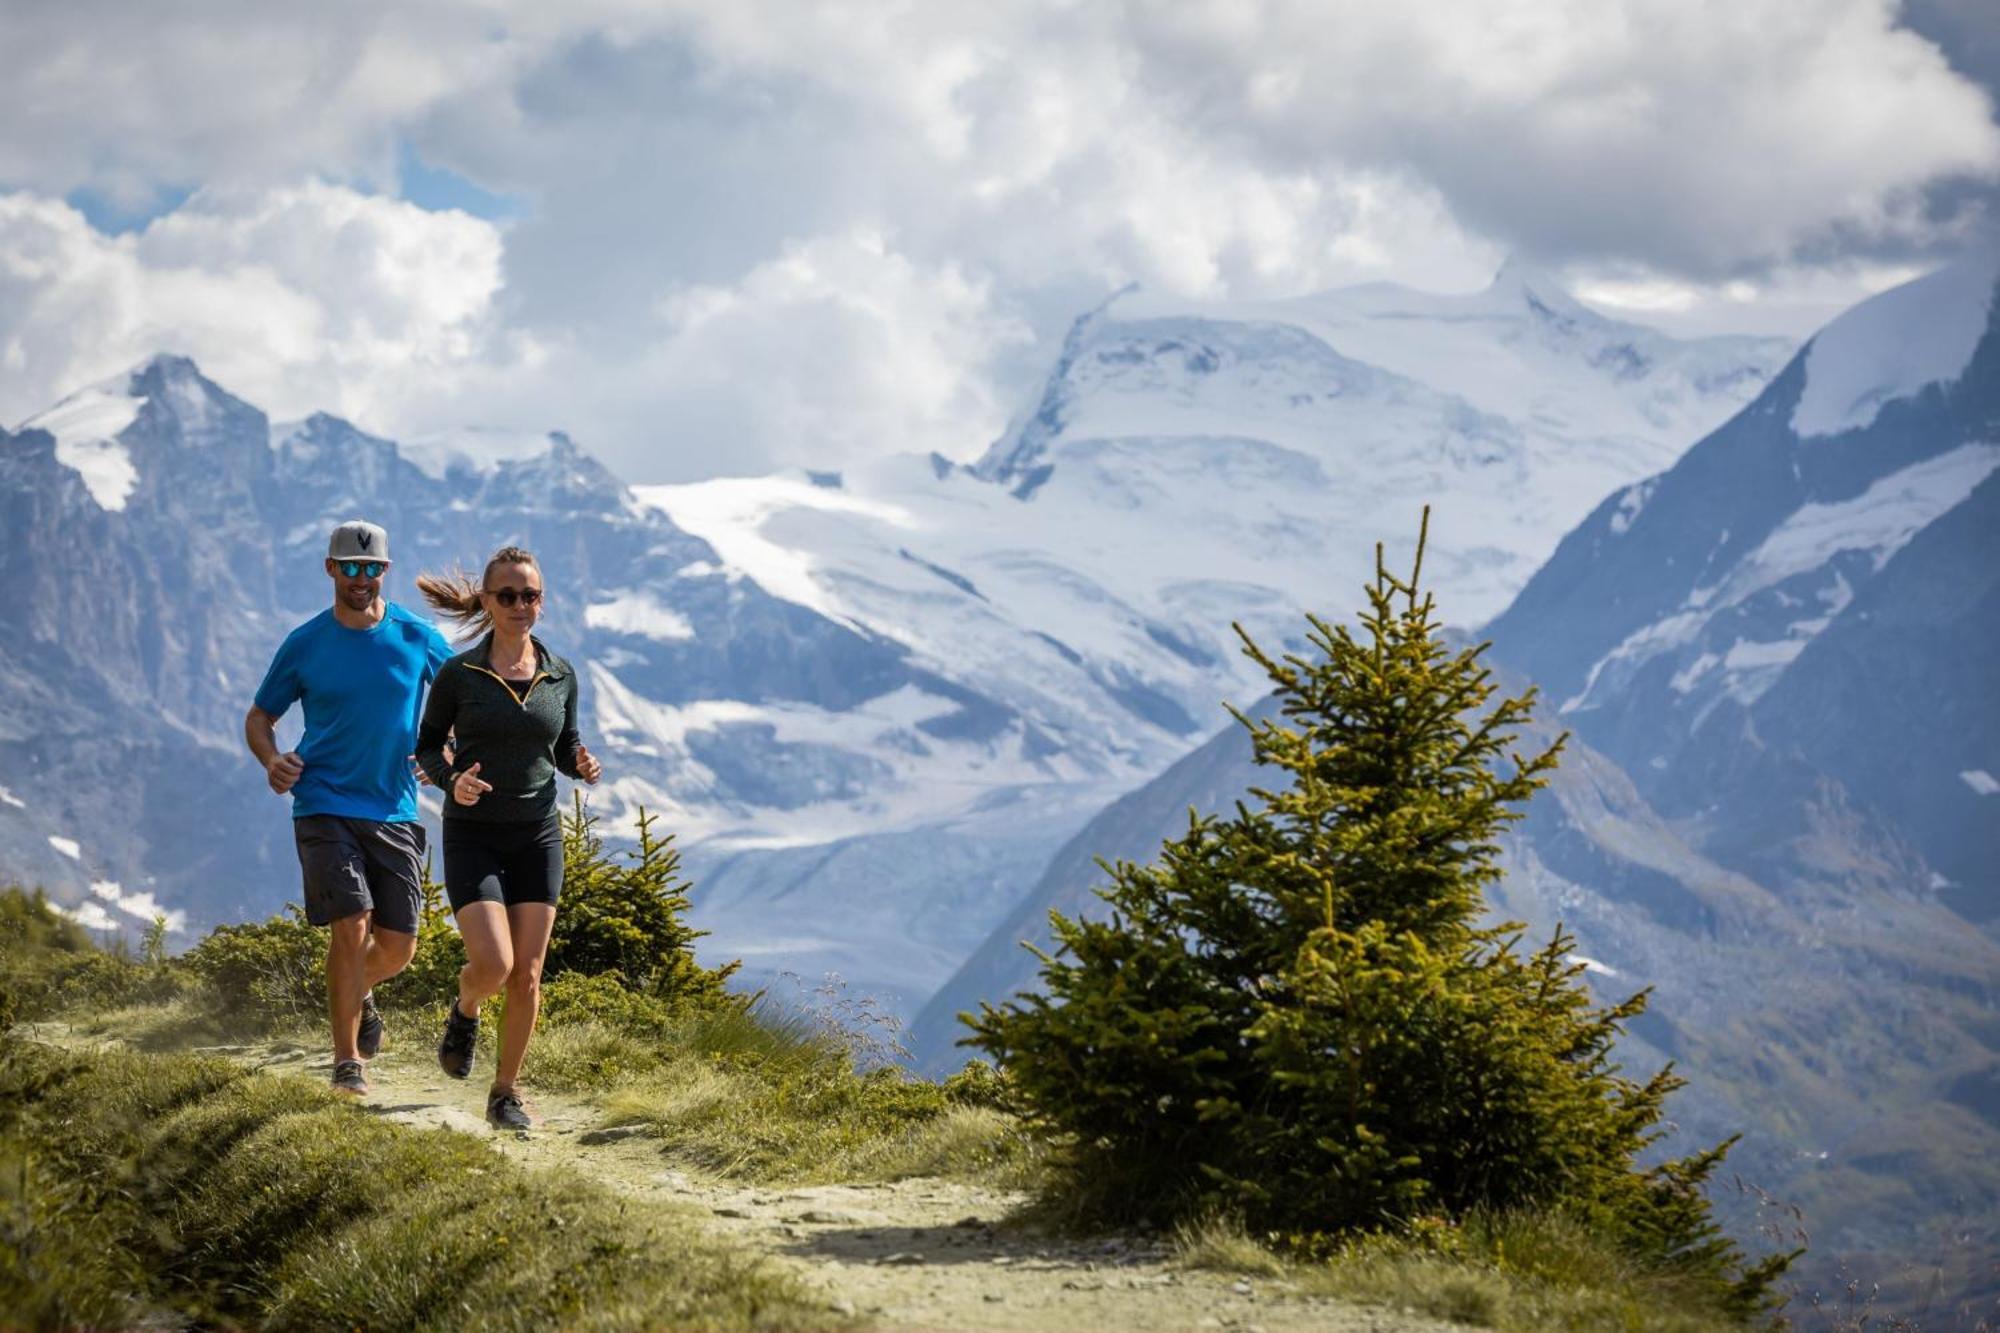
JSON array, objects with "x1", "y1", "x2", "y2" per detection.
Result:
[{"x1": 245, "y1": 520, "x2": 452, "y2": 1095}]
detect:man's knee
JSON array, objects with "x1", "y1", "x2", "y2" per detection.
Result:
[
  {"x1": 327, "y1": 911, "x2": 372, "y2": 953},
  {"x1": 374, "y1": 928, "x2": 418, "y2": 970}
]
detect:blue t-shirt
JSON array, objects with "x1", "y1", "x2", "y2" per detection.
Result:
[{"x1": 253, "y1": 603, "x2": 454, "y2": 823}]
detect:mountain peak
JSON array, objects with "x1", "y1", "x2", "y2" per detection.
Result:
[
  {"x1": 1483, "y1": 256, "x2": 1587, "y2": 318},
  {"x1": 1790, "y1": 246, "x2": 2000, "y2": 440},
  {"x1": 131, "y1": 351, "x2": 202, "y2": 381},
  {"x1": 395, "y1": 426, "x2": 567, "y2": 481}
]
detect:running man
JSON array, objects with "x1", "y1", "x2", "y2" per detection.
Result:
[{"x1": 245, "y1": 520, "x2": 453, "y2": 1095}]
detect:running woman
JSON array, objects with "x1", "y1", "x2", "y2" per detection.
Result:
[
  {"x1": 246, "y1": 520, "x2": 453, "y2": 1096},
  {"x1": 413, "y1": 546, "x2": 602, "y2": 1130}
]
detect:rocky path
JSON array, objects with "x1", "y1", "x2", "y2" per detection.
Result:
[{"x1": 89, "y1": 1032, "x2": 1456, "y2": 1332}]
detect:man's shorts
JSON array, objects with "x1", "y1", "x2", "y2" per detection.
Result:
[
  {"x1": 293, "y1": 815, "x2": 426, "y2": 935},
  {"x1": 442, "y1": 812, "x2": 564, "y2": 915}
]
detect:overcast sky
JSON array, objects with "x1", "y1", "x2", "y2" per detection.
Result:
[{"x1": 3, "y1": 0, "x2": 1996, "y2": 482}]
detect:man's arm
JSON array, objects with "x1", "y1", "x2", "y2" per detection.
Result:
[{"x1": 244, "y1": 706, "x2": 303, "y2": 795}]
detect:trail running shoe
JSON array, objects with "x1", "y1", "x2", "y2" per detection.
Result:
[
  {"x1": 331, "y1": 1059, "x2": 369, "y2": 1096},
  {"x1": 357, "y1": 991, "x2": 384, "y2": 1059},
  {"x1": 487, "y1": 1089, "x2": 531, "y2": 1131},
  {"x1": 438, "y1": 1001, "x2": 478, "y2": 1079}
]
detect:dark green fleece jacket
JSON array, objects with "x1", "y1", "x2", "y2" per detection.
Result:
[{"x1": 414, "y1": 633, "x2": 582, "y2": 824}]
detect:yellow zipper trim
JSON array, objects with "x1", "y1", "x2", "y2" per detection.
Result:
[{"x1": 465, "y1": 662, "x2": 552, "y2": 708}]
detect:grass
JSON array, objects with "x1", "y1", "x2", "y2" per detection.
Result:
[
  {"x1": 0, "y1": 1036, "x2": 829, "y2": 1329},
  {"x1": 10, "y1": 905, "x2": 1041, "y2": 1198},
  {"x1": 580, "y1": 1011, "x2": 1037, "y2": 1185},
  {"x1": 1169, "y1": 1210, "x2": 1766, "y2": 1332}
]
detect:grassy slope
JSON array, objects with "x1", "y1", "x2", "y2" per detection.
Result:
[{"x1": 0, "y1": 1037, "x2": 825, "y2": 1330}]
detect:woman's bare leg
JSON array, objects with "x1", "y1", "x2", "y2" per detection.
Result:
[
  {"x1": 454, "y1": 901, "x2": 513, "y2": 1017},
  {"x1": 493, "y1": 903, "x2": 556, "y2": 1094}
]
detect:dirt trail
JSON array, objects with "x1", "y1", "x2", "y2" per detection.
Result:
[{"x1": 64, "y1": 1030, "x2": 1456, "y2": 1332}]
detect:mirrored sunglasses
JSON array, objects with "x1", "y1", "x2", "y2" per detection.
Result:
[{"x1": 337, "y1": 560, "x2": 387, "y2": 579}]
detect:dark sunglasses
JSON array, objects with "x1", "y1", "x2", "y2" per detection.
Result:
[
  {"x1": 336, "y1": 560, "x2": 387, "y2": 579},
  {"x1": 485, "y1": 587, "x2": 543, "y2": 607}
]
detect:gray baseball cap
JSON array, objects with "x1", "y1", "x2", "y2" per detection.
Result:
[{"x1": 327, "y1": 519, "x2": 390, "y2": 563}]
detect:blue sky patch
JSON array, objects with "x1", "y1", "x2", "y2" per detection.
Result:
[
  {"x1": 397, "y1": 142, "x2": 523, "y2": 222},
  {"x1": 65, "y1": 183, "x2": 194, "y2": 235}
]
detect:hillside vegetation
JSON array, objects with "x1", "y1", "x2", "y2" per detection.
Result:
[{"x1": 5, "y1": 871, "x2": 1776, "y2": 1332}]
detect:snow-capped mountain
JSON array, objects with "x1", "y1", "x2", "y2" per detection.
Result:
[
  {"x1": 1, "y1": 265, "x2": 1786, "y2": 1010},
  {"x1": 638, "y1": 267, "x2": 1787, "y2": 1000},
  {"x1": 0, "y1": 356, "x2": 925, "y2": 937},
  {"x1": 1485, "y1": 249, "x2": 2000, "y2": 916}
]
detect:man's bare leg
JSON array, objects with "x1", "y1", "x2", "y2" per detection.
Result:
[
  {"x1": 363, "y1": 928, "x2": 417, "y2": 988},
  {"x1": 327, "y1": 911, "x2": 373, "y2": 1064}
]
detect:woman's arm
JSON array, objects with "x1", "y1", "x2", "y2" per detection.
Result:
[{"x1": 554, "y1": 671, "x2": 584, "y2": 779}]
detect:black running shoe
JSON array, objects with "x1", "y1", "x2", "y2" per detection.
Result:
[
  {"x1": 357, "y1": 991, "x2": 384, "y2": 1060},
  {"x1": 487, "y1": 1088, "x2": 531, "y2": 1131},
  {"x1": 438, "y1": 1001, "x2": 478, "y2": 1079},
  {"x1": 331, "y1": 1059, "x2": 369, "y2": 1096}
]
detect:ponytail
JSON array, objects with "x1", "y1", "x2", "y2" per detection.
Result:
[{"x1": 417, "y1": 545, "x2": 540, "y2": 643}]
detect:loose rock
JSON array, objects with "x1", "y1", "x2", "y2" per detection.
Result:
[{"x1": 578, "y1": 1124, "x2": 652, "y2": 1145}]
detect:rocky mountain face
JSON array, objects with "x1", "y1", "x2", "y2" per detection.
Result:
[
  {"x1": 1484, "y1": 251, "x2": 2000, "y2": 922},
  {"x1": 0, "y1": 356, "x2": 933, "y2": 937}
]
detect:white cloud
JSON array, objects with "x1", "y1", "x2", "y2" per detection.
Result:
[
  {"x1": 0, "y1": 185, "x2": 521, "y2": 429},
  {"x1": 2, "y1": 1, "x2": 1996, "y2": 479},
  {"x1": 0, "y1": 2, "x2": 514, "y2": 204},
  {"x1": 630, "y1": 231, "x2": 1032, "y2": 475},
  {"x1": 1124, "y1": 0, "x2": 2000, "y2": 272},
  {"x1": 51, "y1": 899, "x2": 117, "y2": 931}
]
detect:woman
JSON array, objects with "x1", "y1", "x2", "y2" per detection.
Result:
[{"x1": 414, "y1": 545, "x2": 602, "y2": 1130}]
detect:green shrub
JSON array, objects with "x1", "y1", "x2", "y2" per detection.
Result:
[
  {"x1": 968, "y1": 513, "x2": 1791, "y2": 1317},
  {"x1": 548, "y1": 798, "x2": 738, "y2": 1006},
  {"x1": 539, "y1": 968, "x2": 680, "y2": 1034},
  {"x1": 0, "y1": 886, "x2": 182, "y2": 1023},
  {"x1": 181, "y1": 907, "x2": 326, "y2": 1021},
  {"x1": 0, "y1": 885, "x2": 92, "y2": 958},
  {"x1": 940, "y1": 1058, "x2": 1009, "y2": 1109}
]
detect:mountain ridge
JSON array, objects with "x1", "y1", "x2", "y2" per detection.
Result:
[{"x1": 1, "y1": 264, "x2": 1791, "y2": 1009}]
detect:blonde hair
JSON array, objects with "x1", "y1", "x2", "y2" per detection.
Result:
[{"x1": 417, "y1": 545, "x2": 540, "y2": 642}]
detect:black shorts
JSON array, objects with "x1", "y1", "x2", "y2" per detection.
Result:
[
  {"x1": 442, "y1": 812, "x2": 564, "y2": 914},
  {"x1": 293, "y1": 815, "x2": 425, "y2": 934}
]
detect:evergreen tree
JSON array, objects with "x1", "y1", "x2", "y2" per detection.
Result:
[
  {"x1": 546, "y1": 794, "x2": 737, "y2": 1005},
  {"x1": 967, "y1": 511, "x2": 1786, "y2": 1309}
]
